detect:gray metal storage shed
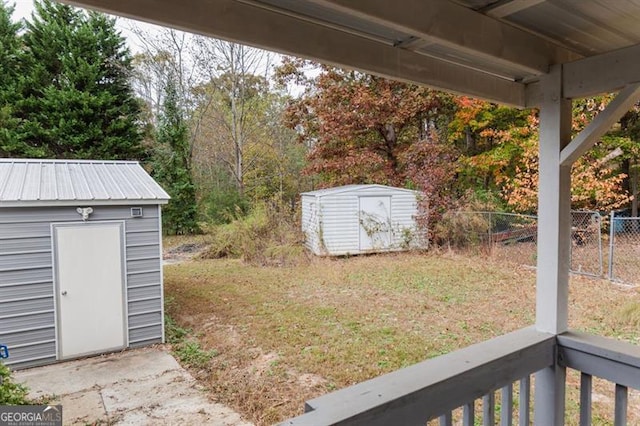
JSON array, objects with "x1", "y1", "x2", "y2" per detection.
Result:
[
  {"x1": 301, "y1": 184, "x2": 424, "y2": 256},
  {"x1": 0, "y1": 159, "x2": 170, "y2": 369}
]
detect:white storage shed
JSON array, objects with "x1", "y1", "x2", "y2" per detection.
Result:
[
  {"x1": 301, "y1": 184, "x2": 424, "y2": 256},
  {"x1": 0, "y1": 159, "x2": 170, "y2": 369}
]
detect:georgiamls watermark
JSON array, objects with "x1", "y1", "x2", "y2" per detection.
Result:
[{"x1": 0, "y1": 405, "x2": 62, "y2": 426}]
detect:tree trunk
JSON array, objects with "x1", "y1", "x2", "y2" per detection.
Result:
[
  {"x1": 381, "y1": 123, "x2": 400, "y2": 182},
  {"x1": 465, "y1": 127, "x2": 476, "y2": 155}
]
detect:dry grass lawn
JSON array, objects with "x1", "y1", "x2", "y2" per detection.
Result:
[{"x1": 163, "y1": 250, "x2": 640, "y2": 425}]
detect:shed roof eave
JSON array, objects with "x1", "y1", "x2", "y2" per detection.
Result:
[
  {"x1": 301, "y1": 184, "x2": 420, "y2": 197},
  {"x1": 0, "y1": 199, "x2": 169, "y2": 208}
]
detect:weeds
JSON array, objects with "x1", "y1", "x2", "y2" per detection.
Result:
[
  {"x1": 0, "y1": 362, "x2": 29, "y2": 405},
  {"x1": 165, "y1": 311, "x2": 218, "y2": 369},
  {"x1": 615, "y1": 301, "x2": 640, "y2": 327},
  {"x1": 175, "y1": 341, "x2": 218, "y2": 369},
  {"x1": 165, "y1": 313, "x2": 189, "y2": 344},
  {"x1": 200, "y1": 202, "x2": 306, "y2": 266}
]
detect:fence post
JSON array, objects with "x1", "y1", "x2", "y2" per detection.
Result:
[
  {"x1": 608, "y1": 211, "x2": 615, "y2": 280},
  {"x1": 596, "y1": 213, "x2": 603, "y2": 277},
  {"x1": 489, "y1": 212, "x2": 493, "y2": 246}
]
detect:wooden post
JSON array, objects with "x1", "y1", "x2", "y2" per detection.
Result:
[{"x1": 534, "y1": 64, "x2": 572, "y2": 425}]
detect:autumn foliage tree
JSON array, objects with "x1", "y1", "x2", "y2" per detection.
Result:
[
  {"x1": 449, "y1": 96, "x2": 531, "y2": 201},
  {"x1": 281, "y1": 58, "x2": 636, "y2": 241},
  {"x1": 279, "y1": 60, "x2": 452, "y2": 187},
  {"x1": 401, "y1": 137, "x2": 459, "y2": 229},
  {"x1": 447, "y1": 95, "x2": 632, "y2": 214},
  {"x1": 502, "y1": 112, "x2": 629, "y2": 213}
]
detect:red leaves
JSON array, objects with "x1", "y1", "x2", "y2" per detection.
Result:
[{"x1": 279, "y1": 62, "x2": 449, "y2": 186}]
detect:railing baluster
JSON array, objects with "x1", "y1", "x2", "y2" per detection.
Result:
[
  {"x1": 463, "y1": 401, "x2": 475, "y2": 426},
  {"x1": 483, "y1": 392, "x2": 495, "y2": 426},
  {"x1": 501, "y1": 384, "x2": 513, "y2": 425},
  {"x1": 439, "y1": 411, "x2": 452, "y2": 426},
  {"x1": 519, "y1": 376, "x2": 530, "y2": 426},
  {"x1": 614, "y1": 384, "x2": 628, "y2": 426},
  {"x1": 579, "y1": 372, "x2": 592, "y2": 426}
]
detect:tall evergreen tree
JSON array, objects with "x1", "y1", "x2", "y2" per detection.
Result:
[
  {"x1": 0, "y1": 1, "x2": 24, "y2": 155},
  {"x1": 153, "y1": 73, "x2": 199, "y2": 235},
  {"x1": 1, "y1": 0, "x2": 144, "y2": 159}
]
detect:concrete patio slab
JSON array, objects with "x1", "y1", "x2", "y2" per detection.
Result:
[{"x1": 14, "y1": 346, "x2": 252, "y2": 426}]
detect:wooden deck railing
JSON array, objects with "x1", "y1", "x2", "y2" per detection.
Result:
[
  {"x1": 281, "y1": 327, "x2": 555, "y2": 426},
  {"x1": 280, "y1": 328, "x2": 640, "y2": 426},
  {"x1": 558, "y1": 331, "x2": 640, "y2": 426}
]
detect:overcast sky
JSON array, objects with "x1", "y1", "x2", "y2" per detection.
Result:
[{"x1": 12, "y1": 0, "x2": 32, "y2": 20}]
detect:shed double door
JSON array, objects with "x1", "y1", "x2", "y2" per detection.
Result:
[
  {"x1": 359, "y1": 196, "x2": 392, "y2": 250},
  {"x1": 53, "y1": 222, "x2": 126, "y2": 359}
]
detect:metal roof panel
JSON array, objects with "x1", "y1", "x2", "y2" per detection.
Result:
[
  {"x1": 54, "y1": 163, "x2": 75, "y2": 200},
  {"x1": 39, "y1": 163, "x2": 57, "y2": 201},
  {"x1": 0, "y1": 159, "x2": 169, "y2": 206},
  {"x1": 503, "y1": 0, "x2": 640, "y2": 56},
  {"x1": 20, "y1": 163, "x2": 43, "y2": 201},
  {"x1": 3, "y1": 163, "x2": 27, "y2": 202}
]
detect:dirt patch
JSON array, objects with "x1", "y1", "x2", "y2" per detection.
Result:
[
  {"x1": 249, "y1": 352, "x2": 280, "y2": 377},
  {"x1": 297, "y1": 373, "x2": 327, "y2": 389},
  {"x1": 163, "y1": 243, "x2": 208, "y2": 265}
]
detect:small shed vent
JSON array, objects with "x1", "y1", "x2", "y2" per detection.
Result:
[{"x1": 130, "y1": 207, "x2": 143, "y2": 218}]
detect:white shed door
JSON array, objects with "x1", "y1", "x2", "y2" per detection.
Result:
[
  {"x1": 359, "y1": 196, "x2": 392, "y2": 251},
  {"x1": 54, "y1": 223, "x2": 126, "y2": 359}
]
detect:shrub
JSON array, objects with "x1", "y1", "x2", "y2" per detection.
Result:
[
  {"x1": 201, "y1": 200, "x2": 306, "y2": 266},
  {"x1": 431, "y1": 192, "x2": 500, "y2": 248},
  {"x1": 432, "y1": 210, "x2": 491, "y2": 248},
  {"x1": 0, "y1": 362, "x2": 29, "y2": 405}
]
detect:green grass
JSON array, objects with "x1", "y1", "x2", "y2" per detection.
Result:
[{"x1": 163, "y1": 251, "x2": 640, "y2": 425}]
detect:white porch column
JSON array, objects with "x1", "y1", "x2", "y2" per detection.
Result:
[{"x1": 533, "y1": 64, "x2": 572, "y2": 426}]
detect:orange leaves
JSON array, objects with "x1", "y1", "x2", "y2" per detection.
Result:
[{"x1": 502, "y1": 137, "x2": 630, "y2": 213}]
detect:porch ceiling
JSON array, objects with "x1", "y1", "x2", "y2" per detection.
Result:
[{"x1": 61, "y1": 0, "x2": 640, "y2": 106}]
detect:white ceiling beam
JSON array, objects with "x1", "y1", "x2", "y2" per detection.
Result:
[
  {"x1": 559, "y1": 83, "x2": 640, "y2": 166},
  {"x1": 60, "y1": 0, "x2": 526, "y2": 106},
  {"x1": 305, "y1": 0, "x2": 578, "y2": 76},
  {"x1": 484, "y1": 0, "x2": 546, "y2": 18},
  {"x1": 563, "y1": 43, "x2": 640, "y2": 100},
  {"x1": 526, "y1": 43, "x2": 640, "y2": 106},
  {"x1": 524, "y1": 81, "x2": 543, "y2": 107}
]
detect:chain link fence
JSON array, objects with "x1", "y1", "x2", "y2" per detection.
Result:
[
  {"x1": 446, "y1": 211, "x2": 603, "y2": 276},
  {"x1": 447, "y1": 211, "x2": 537, "y2": 267},
  {"x1": 570, "y1": 211, "x2": 603, "y2": 277},
  {"x1": 442, "y1": 210, "x2": 640, "y2": 285},
  {"x1": 608, "y1": 212, "x2": 640, "y2": 285}
]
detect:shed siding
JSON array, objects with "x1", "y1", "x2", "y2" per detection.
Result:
[
  {"x1": 301, "y1": 195, "x2": 321, "y2": 254},
  {"x1": 319, "y1": 195, "x2": 360, "y2": 255},
  {"x1": 0, "y1": 205, "x2": 163, "y2": 368},
  {"x1": 301, "y1": 185, "x2": 424, "y2": 256},
  {"x1": 389, "y1": 193, "x2": 421, "y2": 249}
]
